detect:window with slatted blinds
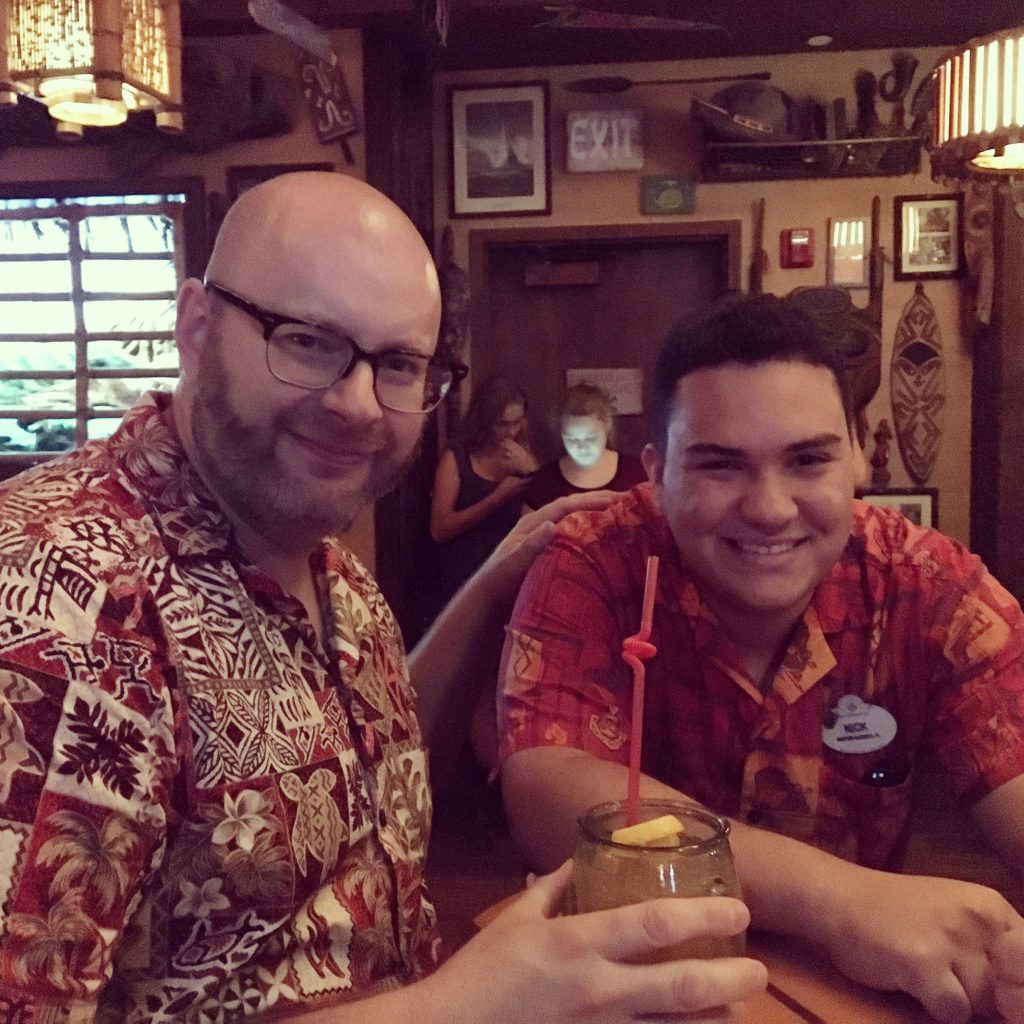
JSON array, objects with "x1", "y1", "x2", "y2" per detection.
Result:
[{"x1": 0, "y1": 190, "x2": 192, "y2": 474}]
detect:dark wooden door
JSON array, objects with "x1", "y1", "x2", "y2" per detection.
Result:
[{"x1": 468, "y1": 222, "x2": 741, "y2": 460}]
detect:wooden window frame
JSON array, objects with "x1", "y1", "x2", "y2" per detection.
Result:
[{"x1": 0, "y1": 177, "x2": 206, "y2": 474}]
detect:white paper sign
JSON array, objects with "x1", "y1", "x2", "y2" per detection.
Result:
[{"x1": 565, "y1": 367, "x2": 644, "y2": 416}]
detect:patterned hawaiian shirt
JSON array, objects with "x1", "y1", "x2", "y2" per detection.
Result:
[
  {"x1": 0, "y1": 393, "x2": 439, "y2": 1024},
  {"x1": 500, "y1": 484, "x2": 1024, "y2": 869}
]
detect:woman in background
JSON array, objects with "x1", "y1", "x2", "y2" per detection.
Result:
[
  {"x1": 430, "y1": 375, "x2": 537, "y2": 608},
  {"x1": 429, "y1": 377, "x2": 537, "y2": 832},
  {"x1": 521, "y1": 381, "x2": 646, "y2": 511}
]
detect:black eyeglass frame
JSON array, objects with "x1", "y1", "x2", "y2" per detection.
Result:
[{"x1": 204, "y1": 281, "x2": 467, "y2": 413}]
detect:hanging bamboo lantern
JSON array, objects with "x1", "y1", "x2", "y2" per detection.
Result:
[
  {"x1": 931, "y1": 25, "x2": 1024, "y2": 180},
  {"x1": 0, "y1": 0, "x2": 182, "y2": 132}
]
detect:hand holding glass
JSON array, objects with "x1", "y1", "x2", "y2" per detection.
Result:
[{"x1": 571, "y1": 798, "x2": 745, "y2": 961}]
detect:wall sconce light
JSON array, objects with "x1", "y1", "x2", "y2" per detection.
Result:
[
  {"x1": 827, "y1": 217, "x2": 870, "y2": 288},
  {"x1": 930, "y1": 25, "x2": 1024, "y2": 181},
  {"x1": 0, "y1": 0, "x2": 183, "y2": 134}
]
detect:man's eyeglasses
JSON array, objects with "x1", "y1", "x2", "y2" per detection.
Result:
[{"x1": 205, "y1": 282, "x2": 467, "y2": 414}]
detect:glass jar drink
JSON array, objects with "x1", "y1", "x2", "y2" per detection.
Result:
[{"x1": 571, "y1": 799, "x2": 744, "y2": 961}]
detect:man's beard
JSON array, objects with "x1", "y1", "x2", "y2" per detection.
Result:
[{"x1": 189, "y1": 338, "x2": 418, "y2": 544}]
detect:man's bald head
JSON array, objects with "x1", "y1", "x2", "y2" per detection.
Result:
[{"x1": 206, "y1": 172, "x2": 440, "y2": 333}]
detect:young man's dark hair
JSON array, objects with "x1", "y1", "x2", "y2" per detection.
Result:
[{"x1": 648, "y1": 292, "x2": 855, "y2": 451}]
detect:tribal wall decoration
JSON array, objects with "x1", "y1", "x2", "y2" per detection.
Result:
[
  {"x1": 789, "y1": 284, "x2": 881, "y2": 448},
  {"x1": 787, "y1": 196, "x2": 884, "y2": 450},
  {"x1": 891, "y1": 283, "x2": 945, "y2": 484},
  {"x1": 963, "y1": 181, "x2": 996, "y2": 326},
  {"x1": 1012, "y1": 177, "x2": 1024, "y2": 221}
]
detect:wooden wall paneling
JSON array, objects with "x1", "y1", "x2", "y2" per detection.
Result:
[
  {"x1": 362, "y1": 27, "x2": 438, "y2": 640},
  {"x1": 971, "y1": 190, "x2": 1024, "y2": 602}
]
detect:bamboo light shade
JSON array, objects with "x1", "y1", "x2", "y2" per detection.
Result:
[
  {"x1": 0, "y1": 0, "x2": 182, "y2": 132},
  {"x1": 931, "y1": 25, "x2": 1024, "y2": 180}
]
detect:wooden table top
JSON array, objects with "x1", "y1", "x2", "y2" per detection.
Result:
[{"x1": 745, "y1": 930, "x2": 933, "y2": 1023}]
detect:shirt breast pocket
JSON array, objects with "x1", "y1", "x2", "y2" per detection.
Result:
[{"x1": 817, "y1": 750, "x2": 915, "y2": 869}]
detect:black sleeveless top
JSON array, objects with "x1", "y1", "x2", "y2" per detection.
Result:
[
  {"x1": 520, "y1": 451, "x2": 646, "y2": 510},
  {"x1": 433, "y1": 445, "x2": 522, "y2": 606}
]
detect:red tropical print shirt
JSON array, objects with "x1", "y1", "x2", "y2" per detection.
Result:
[
  {"x1": 500, "y1": 484, "x2": 1024, "y2": 868},
  {"x1": 0, "y1": 393, "x2": 439, "y2": 1024}
]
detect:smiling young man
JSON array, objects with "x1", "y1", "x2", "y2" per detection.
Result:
[
  {"x1": 649, "y1": 356, "x2": 858, "y2": 686},
  {"x1": 500, "y1": 293, "x2": 1024, "y2": 1024}
]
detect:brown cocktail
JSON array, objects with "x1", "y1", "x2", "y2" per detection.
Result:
[{"x1": 571, "y1": 799, "x2": 744, "y2": 961}]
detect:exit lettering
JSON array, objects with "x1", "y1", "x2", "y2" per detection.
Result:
[{"x1": 566, "y1": 110, "x2": 644, "y2": 172}]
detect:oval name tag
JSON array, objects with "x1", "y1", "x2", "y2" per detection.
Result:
[{"x1": 822, "y1": 694, "x2": 897, "y2": 754}]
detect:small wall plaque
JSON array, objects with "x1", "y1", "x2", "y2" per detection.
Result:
[
  {"x1": 567, "y1": 110, "x2": 644, "y2": 172},
  {"x1": 641, "y1": 175, "x2": 695, "y2": 214}
]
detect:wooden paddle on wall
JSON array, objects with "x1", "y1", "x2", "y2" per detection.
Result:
[
  {"x1": 750, "y1": 197, "x2": 768, "y2": 295},
  {"x1": 564, "y1": 71, "x2": 771, "y2": 93}
]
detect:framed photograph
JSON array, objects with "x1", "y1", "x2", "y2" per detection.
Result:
[
  {"x1": 827, "y1": 217, "x2": 869, "y2": 288},
  {"x1": 859, "y1": 487, "x2": 938, "y2": 529},
  {"x1": 449, "y1": 82, "x2": 551, "y2": 217},
  {"x1": 893, "y1": 194, "x2": 963, "y2": 281},
  {"x1": 226, "y1": 162, "x2": 335, "y2": 203}
]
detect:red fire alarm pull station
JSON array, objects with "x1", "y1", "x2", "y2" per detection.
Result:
[{"x1": 780, "y1": 227, "x2": 814, "y2": 268}]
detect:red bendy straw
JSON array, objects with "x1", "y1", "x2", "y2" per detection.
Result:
[{"x1": 622, "y1": 555, "x2": 660, "y2": 826}]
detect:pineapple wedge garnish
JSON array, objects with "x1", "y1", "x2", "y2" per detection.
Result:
[{"x1": 611, "y1": 814, "x2": 685, "y2": 847}]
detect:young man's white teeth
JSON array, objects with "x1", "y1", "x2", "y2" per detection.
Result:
[{"x1": 734, "y1": 540, "x2": 797, "y2": 555}]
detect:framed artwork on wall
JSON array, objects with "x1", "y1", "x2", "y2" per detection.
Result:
[
  {"x1": 893, "y1": 194, "x2": 963, "y2": 281},
  {"x1": 226, "y1": 162, "x2": 335, "y2": 203},
  {"x1": 859, "y1": 487, "x2": 938, "y2": 528},
  {"x1": 449, "y1": 82, "x2": 551, "y2": 217}
]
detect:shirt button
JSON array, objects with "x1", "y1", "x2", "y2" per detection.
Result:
[{"x1": 746, "y1": 809, "x2": 763, "y2": 825}]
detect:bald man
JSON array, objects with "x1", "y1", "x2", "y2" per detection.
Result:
[{"x1": 0, "y1": 174, "x2": 765, "y2": 1024}]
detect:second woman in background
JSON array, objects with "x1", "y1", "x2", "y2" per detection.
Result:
[
  {"x1": 430, "y1": 375, "x2": 538, "y2": 609},
  {"x1": 520, "y1": 381, "x2": 646, "y2": 511}
]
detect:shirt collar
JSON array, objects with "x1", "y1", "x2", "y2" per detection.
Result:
[
  {"x1": 106, "y1": 390, "x2": 235, "y2": 561},
  {"x1": 809, "y1": 506, "x2": 873, "y2": 633}
]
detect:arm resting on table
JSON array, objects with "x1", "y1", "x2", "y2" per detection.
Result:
[
  {"x1": 502, "y1": 745, "x2": 1024, "y2": 1024},
  {"x1": 973, "y1": 773, "x2": 1024, "y2": 885}
]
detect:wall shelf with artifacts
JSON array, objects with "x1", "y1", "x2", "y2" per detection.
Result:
[{"x1": 702, "y1": 135, "x2": 921, "y2": 182}]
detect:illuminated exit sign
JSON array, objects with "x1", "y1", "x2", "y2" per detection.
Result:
[{"x1": 566, "y1": 110, "x2": 644, "y2": 172}]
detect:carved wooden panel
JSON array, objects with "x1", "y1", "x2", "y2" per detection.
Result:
[{"x1": 891, "y1": 283, "x2": 944, "y2": 484}]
